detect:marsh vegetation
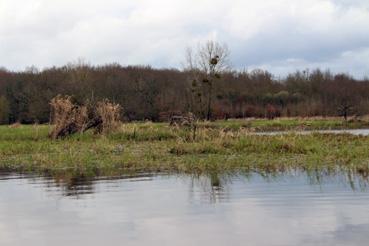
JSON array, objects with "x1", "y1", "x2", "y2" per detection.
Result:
[{"x1": 1, "y1": 118, "x2": 369, "y2": 181}]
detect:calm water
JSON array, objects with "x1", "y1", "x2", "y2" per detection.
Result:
[
  {"x1": 1, "y1": 171, "x2": 369, "y2": 246},
  {"x1": 258, "y1": 129, "x2": 369, "y2": 136}
]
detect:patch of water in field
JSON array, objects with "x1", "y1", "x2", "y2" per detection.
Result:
[
  {"x1": 1, "y1": 171, "x2": 369, "y2": 246},
  {"x1": 257, "y1": 128, "x2": 369, "y2": 136}
]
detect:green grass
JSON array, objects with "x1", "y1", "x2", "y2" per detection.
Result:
[{"x1": 1, "y1": 118, "x2": 369, "y2": 180}]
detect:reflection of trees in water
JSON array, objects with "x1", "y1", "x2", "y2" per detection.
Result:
[
  {"x1": 0, "y1": 171, "x2": 96, "y2": 199},
  {"x1": 187, "y1": 167, "x2": 369, "y2": 203},
  {"x1": 188, "y1": 172, "x2": 234, "y2": 203},
  {"x1": 241, "y1": 167, "x2": 369, "y2": 191},
  {"x1": 0, "y1": 172, "x2": 155, "y2": 199},
  {"x1": 54, "y1": 173, "x2": 155, "y2": 198},
  {"x1": 59, "y1": 168, "x2": 369, "y2": 199},
  {"x1": 59, "y1": 176, "x2": 95, "y2": 198},
  {"x1": 1, "y1": 167, "x2": 369, "y2": 199},
  {"x1": 208, "y1": 172, "x2": 225, "y2": 203},
  {"x1": 306, "y1": 167, "x2": 369, "y2": 191}
]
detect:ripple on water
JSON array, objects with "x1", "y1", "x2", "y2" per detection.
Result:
[{"x1": 0, "y1": 171, "x2": 369, "y2": 246}]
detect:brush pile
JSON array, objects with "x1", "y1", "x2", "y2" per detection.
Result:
[{"x1": 49, "y1": 95, "x2": 121, "y2": 139}]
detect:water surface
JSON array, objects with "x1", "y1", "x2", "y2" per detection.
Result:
[
  {"x1": 257, "y1": 128, "x2": 369, "y2": 136},
  {"x1": 1, "y1": 171, "x2": 369, "y2": 246}
]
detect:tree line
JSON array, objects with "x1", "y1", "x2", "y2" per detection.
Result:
[{"x1": 0, "y1": 53, "x2": 368, "y2": 124}]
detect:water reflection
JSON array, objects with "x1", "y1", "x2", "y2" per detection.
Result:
[
  {"x1": 1, "y1": 170, "x2": 369, "y2": 246},
  {"x1": 1, "y1": 169, "x2": 369, "y2": 199}
]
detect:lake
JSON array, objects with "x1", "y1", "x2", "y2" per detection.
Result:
[{"x1": 1, "y1": 171, "x2": 369, "y2": 246}]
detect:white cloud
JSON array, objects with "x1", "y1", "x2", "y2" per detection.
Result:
[
  {"x1": 0, "y1": 0, "x2": 368, "y2": 77},
  {"x1": 250, "y1": 47, "x2": 369, "y2": 78}
]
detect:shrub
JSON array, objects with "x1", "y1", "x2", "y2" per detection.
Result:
[
  {"x1": 95, "y1": 99, "x2": 121, "y2": 134},
  {"x1": 49, "y1": 95, "x2": 121, "y2": 139}
]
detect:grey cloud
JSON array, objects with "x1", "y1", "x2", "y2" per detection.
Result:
[{"x1": 0, "y1": 0, "x2": 368, "y2": 77}]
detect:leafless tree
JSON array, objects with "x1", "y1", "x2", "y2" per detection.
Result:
[{"x1": 185, "y1": 40, "x2": 230, "y2": 120}]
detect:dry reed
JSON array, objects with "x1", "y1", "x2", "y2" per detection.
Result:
[
  {"x1": 49, "y1": 95, "x2": 121, "y2": 139},
  {"x1": 95, "y1": 99, "x2": 121, "y2": 134}
]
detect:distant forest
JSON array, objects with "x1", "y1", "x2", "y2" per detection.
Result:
[{"x1": 0, "y1": 64, "x2": 368, "y2": 124}]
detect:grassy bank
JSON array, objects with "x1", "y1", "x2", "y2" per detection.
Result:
[{"x1": 1, "y1": 118, "x2": 369, "y2": 180}]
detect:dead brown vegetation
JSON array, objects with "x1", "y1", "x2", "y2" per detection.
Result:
[
  {"x1": 8, "y1": 122, "x2": 21, "y2": 128},
  {"x1": 49, "y1": 95, "x2": 121, "y2": 139},
  {"x1": 95, "y1": 99, "x2": 121, "y2": 134}
]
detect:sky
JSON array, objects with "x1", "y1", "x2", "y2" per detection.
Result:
[{"x1": 1, "y1": 0, "x2": 369, "y2": 77}]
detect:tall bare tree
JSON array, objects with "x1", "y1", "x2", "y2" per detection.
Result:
[{"x1": 185, "y1": 40, "x2": 230, "y2": 120}]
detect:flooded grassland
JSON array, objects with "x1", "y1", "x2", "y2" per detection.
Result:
[{"x1": 1, "y1": 118, "x2": 369, "y2": 180}]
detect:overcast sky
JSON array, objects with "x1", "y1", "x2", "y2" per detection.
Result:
[{"x1": 1, "y1": 0, "x2": 369, "y2": 77}]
